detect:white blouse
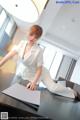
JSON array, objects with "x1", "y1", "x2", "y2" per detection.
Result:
[{"x1": 11, "y1": 40, "x2": 43, "y2": 83}]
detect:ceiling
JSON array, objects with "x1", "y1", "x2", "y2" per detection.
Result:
[{"x1": 44, "y1": 4, "x2": 80, "y2": 57}]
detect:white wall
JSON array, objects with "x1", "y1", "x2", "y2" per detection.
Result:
[
  {"x1": 70, "y1": 58, "x2": 80, "y2": 85},
  {"x1": 43, "y1": 34, "x2": 79, "y2": 59}
]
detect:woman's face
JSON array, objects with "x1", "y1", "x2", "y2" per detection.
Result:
[{"x1": 28, "y1": 32, "x2": 38, "y2": 44}]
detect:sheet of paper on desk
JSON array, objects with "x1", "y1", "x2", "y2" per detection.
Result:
[{"x1": 2, "y1": 83, "x2": 40, "y2": 106}]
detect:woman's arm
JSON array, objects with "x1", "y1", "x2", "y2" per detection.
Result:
[
  {"x1": 0, "y1": 50, "x2": 17, "y2": 67},
  {"x1": 27, "y1": 48, "x2": 43, "y2": 90},
  {"x1": 33, "y1": 66, "x2": 42, "y2": 83},
  {"x1": 27, "y1": 66, "x2": 42, "y2": 90}
]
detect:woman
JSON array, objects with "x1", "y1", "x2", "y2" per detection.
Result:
[
  {"x1": 0, "y1": 25, "x2": 77, "y2": 99},
  {"x1": 0, "y1": 25, "x2": 43, "y2": 90}
]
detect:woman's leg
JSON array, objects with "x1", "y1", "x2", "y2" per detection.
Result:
[{"x1": 41, "y1": 67, "x2": 76, "y2": 99}]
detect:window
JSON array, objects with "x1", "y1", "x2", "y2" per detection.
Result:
[
  {"x1": 5, "y1": 18, "x2": 16, "y2": 37},
  {"x1": 39, "y1": 40, "x2": 64, "y2": 87},
  {"x1": 0, "y1": 10, "x2": 7, "y2": 29},
  {"x1": 0, "y1": 5, "x2": 3, "y2": 13},
  {"x1": 40, "y1": 41, "x2": 63, "y2": 78},
  {"x1": 50, "y1": 51, "x2": 63, "y2": 79},
  {"x1": 0, "y1": 7, "x2": 16, "y2": 53},
  {"x1": 43, "y1": 46, "x2": 56, "y2": 70}
]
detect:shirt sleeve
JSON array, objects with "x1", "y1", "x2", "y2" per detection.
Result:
[
  {"x1": 11, "y1": 41, "x2": 24, "y2": 53},
  {"x1": 36, "y1": 49, "x2": 43, "y2": 67}
]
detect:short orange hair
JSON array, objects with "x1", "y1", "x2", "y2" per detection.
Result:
[{"x1": 29, "y1": 25, "x2": 43, "y2": 39}]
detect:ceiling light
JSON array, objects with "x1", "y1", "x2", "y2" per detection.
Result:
[{"x1": 0, "y1": 0, "x2": 49, "y2": 23}]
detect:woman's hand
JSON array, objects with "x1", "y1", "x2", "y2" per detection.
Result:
[
  {"x1": 26, "y1": 81, "x2": 37, "y2": 90},
  {"x1": 26, "y1": 66, "x2": 42, "y2": 90}
]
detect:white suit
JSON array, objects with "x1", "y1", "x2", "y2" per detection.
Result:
[{"x1": 11, "y1": 40, "x2": 75, "y2": 99}]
